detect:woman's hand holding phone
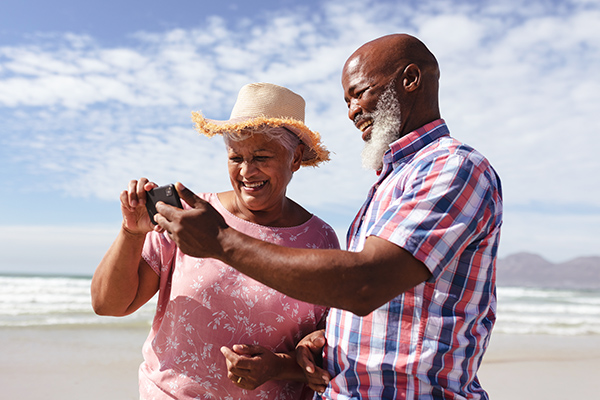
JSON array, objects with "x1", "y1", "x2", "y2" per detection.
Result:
[{"x1": 120, "y1": 178, "x2": 158, "y2": 235}]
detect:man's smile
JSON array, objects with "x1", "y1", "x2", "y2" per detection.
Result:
[{"x1": 357, "y1": 119, "x2": 373, "y2": 141}]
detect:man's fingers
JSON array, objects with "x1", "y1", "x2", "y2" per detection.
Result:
[
  {"x1": 175, "y1": 182, "x2": 204, "y2": 208},
  {"x1": 152, "y1": 207, "x2": 173, "y2": 232},
  {"x1": 310, "y1": 330, "x2": 327, "y2": 347},
  {"x1": 305, "y1": 365, "x2": 331, "y2": 391},
  {"x1": 155, "y1": 201, "x2": 181, "y2": 221},
  {"x1": 296, "y1": 329, "x2": 326, "y2": 374},
  {"x1": 296, "y1": 346, "x2": 316, "y2": 373},
  {"x1": 299, "y1": 329, "x2": 326, "y2": 350}
]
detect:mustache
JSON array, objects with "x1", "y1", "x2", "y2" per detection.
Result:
[{"x1": 354, "y1": 112, "x2": 373, "y2": 126}]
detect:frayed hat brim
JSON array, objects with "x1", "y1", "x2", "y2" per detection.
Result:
[{"x1": 191, "y1": 112, "x2": 330, "y2": 167}]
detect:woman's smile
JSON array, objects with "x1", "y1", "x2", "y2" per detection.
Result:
[{"x1": 241, "y1": 180, "x2": 268, "y2": 190}]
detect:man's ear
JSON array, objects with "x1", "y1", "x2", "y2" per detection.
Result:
[{"x1": 402, "y1": 64, "x2": 421, "y2": 92}]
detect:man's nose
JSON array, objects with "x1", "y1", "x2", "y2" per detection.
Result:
[{"x1": 348, "y1": 99, "x2": 362, "y2": 122}]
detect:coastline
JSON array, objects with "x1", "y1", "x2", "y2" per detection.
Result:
[{"x1": 1, "y1": 326, "x2": 599, "y2": 399}]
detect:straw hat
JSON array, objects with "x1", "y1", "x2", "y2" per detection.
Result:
[{"x1": 191, "y1": 82, "x2": 330, "y2": 167}]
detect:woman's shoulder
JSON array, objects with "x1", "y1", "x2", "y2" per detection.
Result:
[
  {"x1": 304, "y1": 213, "x2": 339, "y2": 236},
  {"x1": 182, "y1": 192, "x2": 217, "y2": 210},
  {"x1": 292, "y1": 214, "x2": 341, "y2": 249}
]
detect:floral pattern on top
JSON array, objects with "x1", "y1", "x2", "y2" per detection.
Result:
[{"x1": 139, "y1": 193, "x2": 340, "y2": 400}]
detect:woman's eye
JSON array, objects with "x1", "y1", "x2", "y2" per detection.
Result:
[
  {"x1": 254, "y1": 156, "x2": 270, "y2": 162},
  {"x1": 229, "y1": 157, "x2": 243, "y2": 163}
]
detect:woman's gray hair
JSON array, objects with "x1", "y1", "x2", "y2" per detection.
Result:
[{"x1": 223, "y1": 126, "x2": 303, "y2": 160}]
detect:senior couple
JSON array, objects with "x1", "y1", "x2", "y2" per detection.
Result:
[{"x1": 92, "y1": 33, "x2": 503, "y2": 400}]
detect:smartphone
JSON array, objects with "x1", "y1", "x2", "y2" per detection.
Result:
[{"x1": 145, "y1": 184, "x2": 183, "y2": 225}]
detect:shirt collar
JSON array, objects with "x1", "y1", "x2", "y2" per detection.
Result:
[{"x1": 382, "y1": 119, "x2": 449, "y2": 167}]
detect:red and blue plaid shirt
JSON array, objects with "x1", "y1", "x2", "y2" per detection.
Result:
[{"x1": 322, "y1": 120, "x2": 503, "y2": 399}]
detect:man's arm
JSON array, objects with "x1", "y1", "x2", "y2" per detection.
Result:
[{"x1": 156, "y1": 183, "x2": 431, "y2": 316}]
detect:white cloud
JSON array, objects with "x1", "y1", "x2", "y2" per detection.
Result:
[{"x1": 419, "y1": 14, "x2": 487, "y2": 58}]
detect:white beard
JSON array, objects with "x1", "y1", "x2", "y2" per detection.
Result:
[{"x1": 361, "y1": 84, "x2": 402, "y2": 171}]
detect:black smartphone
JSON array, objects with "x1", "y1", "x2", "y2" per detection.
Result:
[{"x1": 145, "y1": 184, "x2": 183, "y2": 224}]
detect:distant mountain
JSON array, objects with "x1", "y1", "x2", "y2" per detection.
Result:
[{"x1": 496, "y1": 252, "x2": 600, "y2": 290}]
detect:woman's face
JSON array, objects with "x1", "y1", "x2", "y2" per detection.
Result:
[{"x1": 227, "y1": 132, "x2": 302, "y2": 215}]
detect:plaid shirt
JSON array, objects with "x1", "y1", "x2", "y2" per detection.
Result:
[{"x1": 322, "y1": 120, "x2": 503, "y2": 399}]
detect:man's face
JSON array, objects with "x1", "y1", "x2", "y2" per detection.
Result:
[
  {"x1": 359, "y1": 83, "x2": 402, "y2": 171},
  {"x1": 342, "y1": 53, "x2": 403, "y2": 170},
  {"x1": 343, "y1": 54, "x2": 399, "y2": 138}
]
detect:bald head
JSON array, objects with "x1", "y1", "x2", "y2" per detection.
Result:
[
  {"x1": 344, "y1": 34, "x2": 439, "y2": 82},
  {"x1": 342, "y1": 34, "x2": 441, "y2": 139}
]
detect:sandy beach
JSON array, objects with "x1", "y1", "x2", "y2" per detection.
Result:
[
  {"x1": 479, "y1": 333, "x2": 600, "y2": 399},
  {"x1": 0, "y1": 325, "x2": 147, "y2": 400},
  {"x1": 1, "y1": 326, "x2": 599, "y2": 399}
]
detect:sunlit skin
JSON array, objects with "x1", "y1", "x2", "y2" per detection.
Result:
[
  {"x1": 342, "y1": 56, "x2": 400, "y2": 142},
  {"x1": 342, "y1": 34, "x2": 440, "y2": 143},
  {"x1": 220, "y1": 132, "x2": 307, "y2": 227}
]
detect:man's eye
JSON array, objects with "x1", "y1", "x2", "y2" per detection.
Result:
[
  {"x1": 229, "y1": 157, "x2": 243, "y2": 163},
  {"x1": 254, "y1": 156, "x2": 270, "y2": 162}
]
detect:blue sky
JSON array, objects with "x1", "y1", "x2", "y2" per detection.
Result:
[{"x1": 1, "y1": 0, "x2": 599, "y2": 275}]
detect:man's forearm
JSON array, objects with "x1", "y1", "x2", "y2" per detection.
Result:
[
  {"x1": 217, "y1": 228, "x2": 429, "y2": 315},
  {"x1": 156, "y1": 184, "x2": 431, "y2": 315},
  {"x1": 218, "y1": 226, "x2": 350, "y2": 307}
]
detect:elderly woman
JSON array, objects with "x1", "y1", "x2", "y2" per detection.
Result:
[{"x1": 91, "y1": 82, "x2": 339, "y2": 400}]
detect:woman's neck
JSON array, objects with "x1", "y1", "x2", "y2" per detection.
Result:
[{"x1": 217, "y1": 191, "x2": 310, "y2": 228}]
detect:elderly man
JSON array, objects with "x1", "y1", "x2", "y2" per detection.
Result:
[{"x1": 155, "y1": 33, "x2": 503, "y2": 399}]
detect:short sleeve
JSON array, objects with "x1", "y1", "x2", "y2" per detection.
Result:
[
  {"x1": 369, "y1": 149, "x2": 500, "y2": 278},
  {"x1": 141, "y1": 230, "x2": 178, "y2": 275}
]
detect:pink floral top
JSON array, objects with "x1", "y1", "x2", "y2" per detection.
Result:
[{"x1": 139, "y1": 193, "x2": 340, "y2": 400}]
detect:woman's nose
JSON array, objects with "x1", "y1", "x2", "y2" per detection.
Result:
[{"x1": 240, "y1": 161, "x2": 257, "y2": 176}]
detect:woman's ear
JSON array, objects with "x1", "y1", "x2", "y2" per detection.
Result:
[
  {"x1": 291, "y1": 143, "x2": 305, "y2": 172},
  {"x1": 402, "y1": 64, "x2": 421, "y2": 92}
]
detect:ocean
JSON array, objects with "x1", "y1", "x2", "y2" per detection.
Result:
[
  {"x1": 0, "y1": 274, "x2": 156, "y2": 328},
  {"x1": 1, "y1": 274, "x2": 599, "y2": 335}
]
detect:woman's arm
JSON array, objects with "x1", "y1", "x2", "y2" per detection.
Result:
[
  {"x1": 91, "y1": 227, "x2": 159, "y2": 316},
  {"x1": 91, "y1": 178, "x2": 160, "y2": 316}
]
